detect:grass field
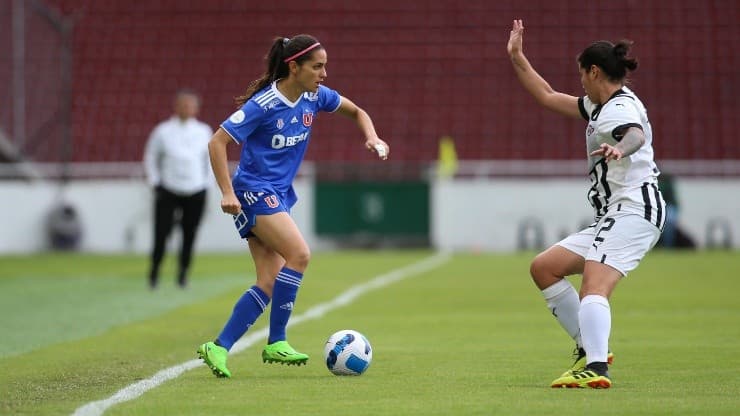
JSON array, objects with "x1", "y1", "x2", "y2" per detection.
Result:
[{"x1": 1, "y1": 250, "x2": 739, "y2": 415}]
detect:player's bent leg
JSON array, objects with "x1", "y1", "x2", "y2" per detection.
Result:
[
  {"x1": 530, "y1": 245, "x2": 585, "y2": 290},
  {"x1": 252, "y1": 213, "x2": 310, "y2": 364},
  {"x1": 262, "y1": 340, "x2": 309, "y2": 366},
  {"x1": 532, "y1": 244, "x2": 590, "y2": 379},
  {"x1": 197, "y1": 341, "x2": 231, "y2": 378}
]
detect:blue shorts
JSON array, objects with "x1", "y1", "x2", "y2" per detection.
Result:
[{"x1": 232, "y1": 186, "x2": 297, "y2": 239}]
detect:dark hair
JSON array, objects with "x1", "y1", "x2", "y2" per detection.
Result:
[
  {"x1": 577, "y1": 40, "x2": 638, "y2": 82},
  {"x1": 235, "y1": 34, "x2": 323, "y2": 106}
]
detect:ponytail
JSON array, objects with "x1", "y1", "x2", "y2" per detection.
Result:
[
  {"x1": 235, "y1": 37, "x2": 289, "y2": 106},
  {"x1": 613, "y1": 40, "x2": 638, "y2": 72},
  {"x1": 234, "y1": 34, "x2": 324, "y2": 107},
  {"x1": 578, "y1": 39, "x2": 638, "y2": 82}
]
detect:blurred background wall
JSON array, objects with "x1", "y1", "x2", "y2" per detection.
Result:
[{"x1": 1, "y1": 0, "x2": 738, "y2": 253}]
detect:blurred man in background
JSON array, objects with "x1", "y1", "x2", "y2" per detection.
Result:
[{"x1": 143, "y1": 89, "x2": 213, "y2": 289}]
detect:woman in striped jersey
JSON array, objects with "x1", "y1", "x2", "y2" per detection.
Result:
[{"x1": 507, "y1": 19, "x2": 665, "y2": 389}]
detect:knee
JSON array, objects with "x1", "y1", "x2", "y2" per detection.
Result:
[
  {"x1": 286, "y1": 247, "x2": 311, "y2": 272},
  {"x1": 530, "y1": 253, "x2": 547, "y2": 281},
  {"x1": 530, "y1": 253, "x2": 555, "y2": 289}
]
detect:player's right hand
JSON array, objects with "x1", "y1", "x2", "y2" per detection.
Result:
[{"x1": 221, "y1": 193, "x2": 241, "y2": 215}]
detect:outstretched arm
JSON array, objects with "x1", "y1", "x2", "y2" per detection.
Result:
[
  {"x1": 335, "y1": 96, "x2": 389, "y2": 160},
  {"x1": 507, "y1": 19, "x2": 582, "y2": 119}
]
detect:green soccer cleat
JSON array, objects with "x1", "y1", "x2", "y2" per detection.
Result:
[
  {"x1": 262, "y1": 340, "x2": 309, "y2": 366},
  {"x1": 559, "y1": 347, "x2": 615, "y2": 377},
  {"x1": 551, "y1": 367, "x2": 612, "y2": 389},
  {"x1": 197, "y1": 341, "x2": 231, "y2": 378}
]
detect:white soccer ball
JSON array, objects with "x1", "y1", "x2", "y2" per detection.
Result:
[{"x1": 324, "y1": 329, "x2": 373, "y2": 376}]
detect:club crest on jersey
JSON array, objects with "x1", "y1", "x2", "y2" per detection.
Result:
[
  {"x1": 303, "y1": 112, "x2": 314, "y2": 127},
  {"x1": 276, "y1": 118, "x2": 284, "y2": 129}
]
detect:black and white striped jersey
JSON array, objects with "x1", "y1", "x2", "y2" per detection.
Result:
[{"x1": 578, "y1": 87, "x2": 665, "y2": 230}]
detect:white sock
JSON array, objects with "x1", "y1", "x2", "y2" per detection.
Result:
[
  {"x1": 579, "y1": 294, "x2": 611, "y2": 363},
  {"x1": 541, "y1": 279, "x2": 582, "y2": 347}
]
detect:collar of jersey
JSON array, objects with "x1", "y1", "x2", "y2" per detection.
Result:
[{"x1": 271, "y1": 80, "x2": 302, "y2": 108}]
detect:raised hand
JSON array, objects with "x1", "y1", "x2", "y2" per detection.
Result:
[{"x1": 507, "y1": 19, "x2": 525, "y2": 56}]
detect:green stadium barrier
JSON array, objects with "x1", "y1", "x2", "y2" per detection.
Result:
[{"x1": 314, "y1": 181, "x2": 429, "y2": 244}]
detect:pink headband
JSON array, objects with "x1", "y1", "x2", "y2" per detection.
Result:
[{"x1": 283, "y1": 42, "x2": 322, "y2": 63}]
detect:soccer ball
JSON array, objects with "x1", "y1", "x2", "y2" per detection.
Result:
[{"x1": 324, "y1": 329, "x2": 373, "y2": 376}]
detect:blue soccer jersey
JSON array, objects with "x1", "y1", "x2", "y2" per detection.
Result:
[{"x1": 221, "y1": 82, "x2": 341, "y2": 195}]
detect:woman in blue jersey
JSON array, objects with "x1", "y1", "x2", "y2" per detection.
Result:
[
  {"x1": 508, "y1": 20, "x2": 664, "y2": 388},
  {"x1": 197, "y1": 34, "x2": 389, "y2": 378}
]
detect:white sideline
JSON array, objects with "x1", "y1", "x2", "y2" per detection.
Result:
[{"x1": 72, "y1": 252, "x2": 451, "y2": 416}]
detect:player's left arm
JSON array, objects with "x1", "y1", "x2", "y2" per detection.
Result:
[
  {"x1": 590, "y1": 126, "x2": 645, "y2": 162},
  {"x1": 335, "y1": 96, "x2": 389, "y2": 160},
  {"x1": 590, "y1": 99, "x2": 645, "y2": 162}
]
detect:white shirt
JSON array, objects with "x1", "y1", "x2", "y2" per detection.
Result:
[
  {"x1": 143, "y1": 116, "x2": 214, "y2": 195},
  {"x1": 579, "y1": 87, "x2": 665, "y2": 229}
]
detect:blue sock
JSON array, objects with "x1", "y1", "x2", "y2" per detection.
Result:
[
  {"x1": 268, "y1": 267, "x2": 303, "y2": 344},
  {"x1": 216, "y1": 285, "x2": 270, "y2": 351}
]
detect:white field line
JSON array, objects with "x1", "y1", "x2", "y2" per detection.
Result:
[{"x1": 72, "y1": 251, "x2": 451, "y2": 416}]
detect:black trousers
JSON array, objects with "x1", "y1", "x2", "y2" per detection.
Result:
[{"x1": 149, "y1": 186, "x2": 206, "y2": 287}]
